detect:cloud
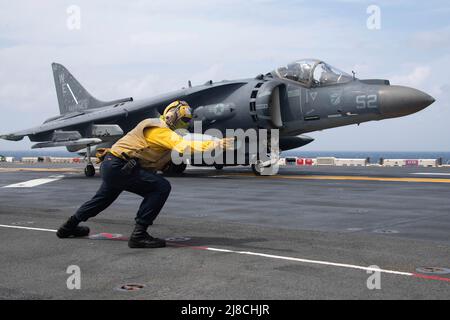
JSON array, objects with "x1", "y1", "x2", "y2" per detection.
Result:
[
  {"x1": 0, "y1": 0, "x2": 449, "y2": 151},
  {"x1": 411, "y1": 27, "x2": 450, "y2": 50},
  {"x1": 390, "y1": 66, "x2": 431, "y2": 87}
]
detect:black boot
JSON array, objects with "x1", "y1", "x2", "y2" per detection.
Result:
[
  {"x1": 128, "y1": 223, "x2": 166, "y2": 249},
  {"x1": 56, "y1": 215, "x2": 90, "y2": 238}
]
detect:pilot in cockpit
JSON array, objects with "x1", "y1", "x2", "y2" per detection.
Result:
[{"x1": 298, "y1": 63, "x2": 311, "y2": 83}]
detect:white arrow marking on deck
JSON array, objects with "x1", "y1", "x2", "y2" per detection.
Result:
[{"x1": 2, "y1": 175, "x2": 65, "y2": 188}]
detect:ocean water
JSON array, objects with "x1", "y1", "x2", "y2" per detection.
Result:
[{"x1": 2, "y1": 150, "x2": 450, "y2": 164}]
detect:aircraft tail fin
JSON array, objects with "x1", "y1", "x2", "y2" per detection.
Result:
[{"x1": 51, "y1": 63, "x2": 133, "y2": 115}]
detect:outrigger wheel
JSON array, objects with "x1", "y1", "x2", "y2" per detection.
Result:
[{"x1": 84, "y1": 145, "x2": 96, "y2": 177}]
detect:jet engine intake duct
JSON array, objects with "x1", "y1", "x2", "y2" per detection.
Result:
[{"x1": 252, "y1": 80, "x2": 286, "y2": 129}]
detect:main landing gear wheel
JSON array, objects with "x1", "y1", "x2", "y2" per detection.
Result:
[
  {"x1": 84, "y1": 164, "x2": 96, "y2": 177},
  {"x1": 214, "y1": 164, "x2": 224, "y2": 170},
  {"x1": 163, "y1": 163, "x2": 187, "y2": 176}
]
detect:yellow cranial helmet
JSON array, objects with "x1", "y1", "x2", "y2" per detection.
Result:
[{"x1": 162, "y1": 100, "x2": 193, "y2": 130}]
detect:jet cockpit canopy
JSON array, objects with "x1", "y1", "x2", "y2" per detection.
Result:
[{"x1": 274, "y1": 59, "x2": 353, "y2": 88}]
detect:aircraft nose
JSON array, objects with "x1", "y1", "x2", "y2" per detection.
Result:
[{"x1": 379, "y1": 86, "x2": 435, "y2": 118}]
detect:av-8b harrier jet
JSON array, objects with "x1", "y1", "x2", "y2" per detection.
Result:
[{"x1": 1, "y1": 59, "x2": 435, "y2": 176}]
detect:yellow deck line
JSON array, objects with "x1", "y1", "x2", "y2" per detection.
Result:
[
  {"x1": 224, "y1": 173, "x2": 450, "y2": 184},
  {"x1": 2, "y1": 168, "x2": 450, "y2": 184}
]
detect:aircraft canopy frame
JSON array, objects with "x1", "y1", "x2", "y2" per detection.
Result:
[{"x1": 275, "y1": 59, "x2": 353, "y2": 88}]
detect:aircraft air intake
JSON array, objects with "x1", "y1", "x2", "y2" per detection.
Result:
[{"x1": 251, "y1": 81, "x2": 287, "y2": 129}]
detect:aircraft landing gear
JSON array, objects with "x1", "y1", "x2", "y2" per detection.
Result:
[
  {"x1": 251, "y1": 152, "x2": 280, "y2": 176},
  {"x1": 251, "y1": 162, "x2": 264, "y2": 176},
  {"x1": 214, "y1": 164, "x2": 224, "y2": 170},
  {"x1": 85, "y1": 164, "x2": 96, "y2": 177},
  {"x1": 162, "y1": 162, "x2": 187, "y2": 176},
  {"x1": 84, "y1": 145, "x2": 96, "y2": 177}
]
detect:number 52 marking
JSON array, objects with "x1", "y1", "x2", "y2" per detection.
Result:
[{"x1": 356, "y1": 95, "x2": 378, "y2": 109}]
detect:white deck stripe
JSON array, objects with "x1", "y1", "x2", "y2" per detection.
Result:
[
  {"x1": 2, "y1": 175, "x2": 65, "y2": 188},
  {"x1": 412, "y1": 173, "x2": 450, "y2": 176},
  {"x1": 0, "y1": 223, "x2": 413, "y2": 278},
  {"x1": 0, "y1": 224, "x2": 57, "y2": 233},
  {"x1": 206, "y1": 248, "x2": 413, "y2": 276}
]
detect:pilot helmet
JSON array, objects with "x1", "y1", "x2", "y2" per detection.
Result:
[{"x1": 162, "y1": 100, "x2": 193, "y2": 130}]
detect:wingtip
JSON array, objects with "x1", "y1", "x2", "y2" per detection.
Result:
[{"x1": 0, "y1": 134, "x2": 25, "y2": 141}]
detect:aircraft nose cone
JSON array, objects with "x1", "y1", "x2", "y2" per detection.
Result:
[{"x1": 379, "y1": 86, "x2": 435, "y2": 118}]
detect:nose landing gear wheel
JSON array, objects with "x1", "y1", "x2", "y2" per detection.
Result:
[
  {"x1": 251, "y1": 163, "x2": 262, "y2": 176},
  {"x1": 251, "y1": 158, "x2": 279, "y2": 176},
  {"x1": 85, "y1": 164, "x2": 96, "y2": 177}
]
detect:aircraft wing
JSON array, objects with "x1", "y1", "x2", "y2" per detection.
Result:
[
  {"x1": 1, "y1": 79, "x2": 248, "y2": 142},
  {"x1": 1, "y1": 74, "x2": 248, "y2": 153},
  {"x1": 0, "y1": 95, "x2": 172, "y2": 148},
  {"x1": 1, "y1": 105, "x2": 129, "y2": 141},
  {"x1": 0, "y1": 133, "x2": 26, "y2": 141}
]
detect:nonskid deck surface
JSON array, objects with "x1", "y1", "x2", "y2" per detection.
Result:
[{"x1": 0, "y1": 163, "x2": 449, "y2": 299}]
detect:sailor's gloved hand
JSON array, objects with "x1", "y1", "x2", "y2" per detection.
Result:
[
  {"x1": 219, "y1": 137, "x2": 235, "y2": 150},
  {"x1": 95, "y1": 148, "x2": 110, "y2": 164}
]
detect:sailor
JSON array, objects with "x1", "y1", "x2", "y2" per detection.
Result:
[{"x1": 56, "y1": 100, "x2": 233, "y2": 248}]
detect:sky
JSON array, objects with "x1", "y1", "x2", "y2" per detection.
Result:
[{"x1": 0, "y1": 0, "x2": 449, "y2": 151}]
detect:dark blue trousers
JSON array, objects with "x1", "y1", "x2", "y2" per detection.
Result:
[{"x1": 75, "y1": 154, "x2": 171, "y2": 226}]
